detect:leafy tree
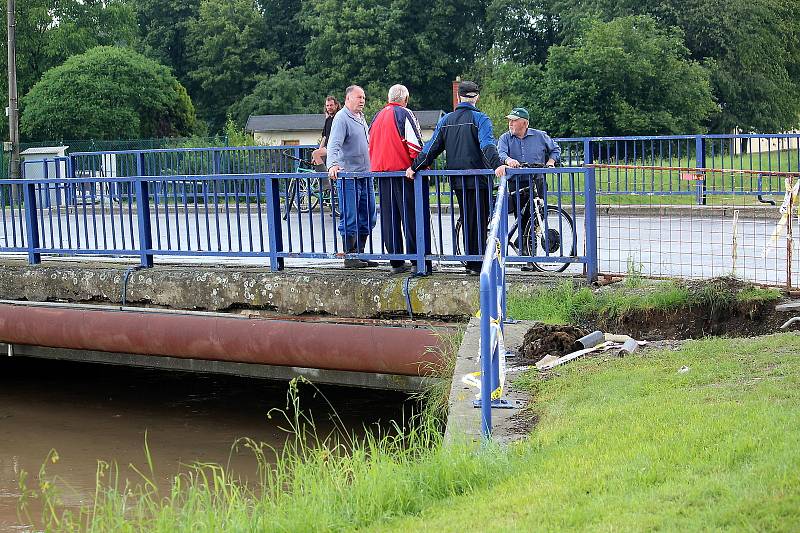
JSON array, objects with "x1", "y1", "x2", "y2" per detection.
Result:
[
  {"x1": 136, "y1": 0, "x2": 200, "y2": 83},
  {"x1": 486, "y1": 0, "x2": 560, "y2": 65},
  {"x1": 185, "y1": 0, "x2": 279, "y2": 131},
  {"x1": 46, "y1": 0, "x2": 138, "y2": 61},
  {"x1": 0, "y1": 0, "x2": 139, "y2": 139},
  {"x1": 550, "y1": 0, "x2": 800, "y2": 132},
  {"x1": 260, "y1": 0, "x2": 308, "y2": 68},
  {"x1": 21, "y1": 46, "x2": 196, "y2": 140},
  {"x1": 0, "y1": 0, "x2": 138, "y2": 100},
  {"x1": 528, "y1": 16, "x2": 716, "y2": 136},
  {"x1": 301, "y1": 0, "x2": 489, "y2": 111},
  {"x1": 229, "y1": 67, "x2": 320, "y2": 126}
]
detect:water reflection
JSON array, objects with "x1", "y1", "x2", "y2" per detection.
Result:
[{"x1": 0, "y1": 357, "x2": 413, "y2": 530}]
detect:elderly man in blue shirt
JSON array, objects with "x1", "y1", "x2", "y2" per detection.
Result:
[{"x1": 497, "y1": 107, "x2": 561, "y2": 271}]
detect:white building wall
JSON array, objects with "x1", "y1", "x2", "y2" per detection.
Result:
[
  {"x1": 731, "y1": 130, "x2": 800, "y2": 155},
  {"x1": 254, "y1": 131, "x2": 322, "y2": 146},
  {"x1": 253, "y1": 128, "x2": 437, "y2": 147}
]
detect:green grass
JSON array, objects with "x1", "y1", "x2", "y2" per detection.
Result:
[
  {"x1": 379, "y1": 333, "x2": 800, "y2": 532},
  {"x1": 508, "y1": 278, "x2": 782, "y2": 326},
  {"x1": 23, "y1": 334, "x2": 800, "y2": 531}
]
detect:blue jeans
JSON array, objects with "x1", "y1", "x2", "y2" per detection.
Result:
[{"x1": 336, "y1": 176, "x2": 376, "y2": 239}]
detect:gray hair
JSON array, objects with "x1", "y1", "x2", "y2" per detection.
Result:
[
  {"x1": 345, "y1": 85, "x2": 363, "y2": 98},
  {"x1": 459, "y1": 94, "x2": 479, "y2": 105},
  {"x1": 387, "y1": 84, "x2": 409, "y2": 103}
]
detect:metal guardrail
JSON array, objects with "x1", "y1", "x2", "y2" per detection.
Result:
[
  {"x1": 475, "y1": 168, "x2": 598, "y2": 438},
  {"x1": 556, "y1": 134, "x2": 800, "y2": 204},
  {"x1": 3, "y1": 158, "x2": 597, "y2": 279},
  {"x1": 477, "y1": 177, "x2": 509, "y2": 438}
]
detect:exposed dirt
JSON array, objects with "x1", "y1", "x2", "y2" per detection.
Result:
[
  {"x1": 519, "y1": 323, "x2": 589, "y2": 359},
  {"x1": 517, "y1": 278, "x2": 800, "y2": 360},
  {"x1": 582, "y1": 301, "x2": 795, "y2": 341}
]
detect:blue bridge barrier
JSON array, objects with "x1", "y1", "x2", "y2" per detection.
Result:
[
  {"x1": 2, "y1": 160, "x2": 598, "y2": 280},
  {"x1": 4, "y1": 132, "x2": 798, "y2": 286}
]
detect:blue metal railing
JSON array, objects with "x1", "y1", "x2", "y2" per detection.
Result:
[
  {"x1": 58, "y1": 132, "x2": 800, "y2": 207},
  {"x1": 478, "y1": 176, "x2": 509, "y2": 438},
  {"x1": 4, "y1": 162, "x2": 597, "y2": 280},
  {"x1": 556, "y1": 133, "x2": 800, "y2": 204},
  {"x1": 475, "y1": 166, "x2": 598, "y2": 438}
]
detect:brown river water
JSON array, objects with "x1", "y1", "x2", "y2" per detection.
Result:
[{"x1": 0, "y1": 356, "x2": 414, "y2": 531}]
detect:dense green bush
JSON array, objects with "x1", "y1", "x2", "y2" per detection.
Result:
[{"x1": 21, "y1": 46, "x2": 196, "y2": 141}]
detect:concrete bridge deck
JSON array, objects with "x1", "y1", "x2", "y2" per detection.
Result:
[{"x1": 0, "y1": 259, "x2": 573, "y2": 392}]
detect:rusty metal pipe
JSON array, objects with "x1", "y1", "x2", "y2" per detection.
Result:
[{"x1": 0, "y1": 302, "x2": 443, "y2": 376}]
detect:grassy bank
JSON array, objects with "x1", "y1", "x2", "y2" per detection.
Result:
[
  {"x1": 508, "y1": 277, "x2": 781, "y2": 326},
  {"x1": 26, "y1": 333, "x2": 800, "y2": 531},
  {"x1": 380, "y1": 333, "x2": 800, "y2": 531}
]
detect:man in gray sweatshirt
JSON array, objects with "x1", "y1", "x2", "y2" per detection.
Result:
[{"x1": 327, "y1": 85, "x2": 377, "y2": 268}]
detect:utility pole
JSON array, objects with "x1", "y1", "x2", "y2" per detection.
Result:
[{"x1": 7, "y1": 0, "x2": 20, "y2": 181}]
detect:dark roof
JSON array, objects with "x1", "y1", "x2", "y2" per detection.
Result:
[
  {"x1": 414, "y1": 110, "x2": 445, "y2": 129},
  {"x1": 246, "y1": 109, "x2": 446, "y2": 133},
  {"x1": 246, "y1": 114, "x2": 324, "y2": 133}
]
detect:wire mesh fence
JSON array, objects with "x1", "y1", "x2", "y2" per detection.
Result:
[{"x1": 595, "y1": 165, "x2": 799, "y2": 289}]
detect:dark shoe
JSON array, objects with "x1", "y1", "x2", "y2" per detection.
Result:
[
  {"x1": 344, "y1": 258, "x2": 369, "y2": 269},
  {"x1": 520, "y1": 262, "x2": 536, "y2": 272},
  {"x1": 389, "y1": 264, "x2": 411, "y2": 275},
  {"x1": 356, "y1": 234, "x2": 378, "y2": 267},
  {"x1": 465, "y1": 267, "x2": 481, "y2": 276},
  {"x1": 345, "y1": 235, "x2": 359, "y2": 254}
]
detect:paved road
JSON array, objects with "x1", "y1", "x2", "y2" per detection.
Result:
[{"x1": 1, "y1": 206, "x2": 798, "y2": 287}]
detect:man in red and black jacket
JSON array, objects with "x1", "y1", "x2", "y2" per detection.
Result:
[{"x1": 369, "y1": 84, "x2": 431, "y2": 275}]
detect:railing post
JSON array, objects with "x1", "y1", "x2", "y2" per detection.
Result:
[
  {"x1": 413, "y1": 172, "x2": 427, "y2": 274},
  {"x1": 584, "y1": 167, "x2": 598, "y2": 282},
  {"x1": 479, "y1": 277, "x2": 493, "y2": 439},
  {"x1": 695, "y1": 135, "x2": 707, "y2": 205},
  {"x1": 22, "y1": 181, "x2": 41, "y2": 264},
  {"x1": 583, "y1": 138, "x2": 593, "y2": 166},
  {"x1": 264, "y1": 173, "x2": 285, "y2": 271},
  {"x1": 135, "y1": 153, "x2": 153, "y2": 267},
  {"x1": 67, "y1": 154, "x2": 76, "y2": 178},
  {"x1": 213, "y1": 150, "x2": 222, "y2": 175},
  {"x1": 499, "y1": 182, "x2": 508, "y2": 320}
]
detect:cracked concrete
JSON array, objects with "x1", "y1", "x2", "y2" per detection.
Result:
[{"x1": 0, "y1": 259, "x2": 580, "y2": 319}]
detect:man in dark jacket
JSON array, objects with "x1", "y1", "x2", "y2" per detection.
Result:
[{"x1": 406, "y1": 81, "x2": 507, "y2": 274}]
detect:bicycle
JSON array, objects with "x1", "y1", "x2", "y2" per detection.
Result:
[
  {"x1": 281, "y1": 150, "x2": 340, "y2": 219},
  {"x1": 454, "y1": 163, "x2": 577, "y2": 272}
]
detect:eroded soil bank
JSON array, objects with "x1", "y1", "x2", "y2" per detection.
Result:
[{"x1": 517, "y1": 277, "x2": 798, "y2": 361}]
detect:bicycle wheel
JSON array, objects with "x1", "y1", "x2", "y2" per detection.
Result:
[
  {"x1": 324, "y1": 185, "x2": 341, "y2": 217},
  {"x1": 297, "y1": 177, "x2": 321, "y2": 213},
  {"x1": 522, "y1": 206, "x2": 576, "y2": 273},
  {"x1": 282, "y1": 178, "x2": 297, "y2": 220},
  {"x1": 454, "y1": 217, "x2": 470, "y2": 266}
]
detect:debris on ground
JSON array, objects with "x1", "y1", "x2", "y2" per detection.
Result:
[
  {"x1": 518, "y1": 324, "x2": 648, "y2": 372},
  {"x1": 519, "y1": 324, "x2": 588, "y2": 360},
  {"x1": 780, "y1": 316, "x2": 800, "y2": 329}
]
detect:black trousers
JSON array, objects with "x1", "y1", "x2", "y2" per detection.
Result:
[
  {"x1": 379, "y1": 175, "x2": 431, "y2": 268},
  {"x1": 452, "y1": 178, "x2": 492, "y2": 271}
]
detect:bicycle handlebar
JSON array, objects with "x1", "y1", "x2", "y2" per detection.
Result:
[{"x1": 281, "y1": 150, "x2": 316, "y2": 168}]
